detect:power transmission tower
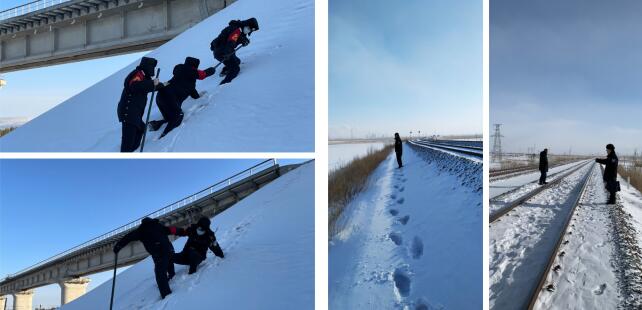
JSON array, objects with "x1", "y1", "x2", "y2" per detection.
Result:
[{"x1": 491, "y1": 124, "x2": 503, "y2": 163}]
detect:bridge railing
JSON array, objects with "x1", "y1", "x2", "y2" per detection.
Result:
[
  {"x1": 0, "y1": 0, "x2": 71, "y2": 22},
  {"x1": 3, "y1": 159, "x2": 278, "y2": 280}
]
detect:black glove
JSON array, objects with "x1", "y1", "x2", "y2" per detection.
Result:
[
  {"x1": 204, "y1": 67, "x2": 216, "y2": 77},
  {"x1": 240, "y1": 37, "x2": 250, "y2": 46},
  {"x1": 113, "y1": 244, "x2": 123, "y2": 254}
]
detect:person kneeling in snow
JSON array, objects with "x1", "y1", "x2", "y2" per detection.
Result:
[
  {"x1": 169, "y1": 217, "x2": 224, "y2": 276},
  {"x1": 113, "y1": 217, "x2": 186, "y2": 299},
  {"x1": 148, "y1": 57, "x2": 216, "y2": 138},
  {"x1": 210, "y1": 18, "x2": 259, "y2": 84},
  {"x1": 117, "y1": 57, "x2": 164, "y2": 152}
]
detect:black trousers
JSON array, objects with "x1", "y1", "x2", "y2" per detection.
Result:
[
  {"x1": 395, "y1": 151, "x2": 403, "y2": 168},
  {"x1": 171, "y1": 249, "x2": 205, "y2": 274},
  {"x1": 539, "y1": 170, "x2": 547, "y2": 184},
  {"x1": 153, "y1": 90, "x2": 184, "y2": 137},
  {"x1": 151, "y1": 253, "x2": 172, "y2": 297},
  {"x1": 216, "y1": 53, "x2": 241, "y2": 84},
  {"x1": 120, "y1": 121, "x2": 144, "y2": 152},
  {"x1": 608, "y1": 191, "x2": 617, "y2": 204}
]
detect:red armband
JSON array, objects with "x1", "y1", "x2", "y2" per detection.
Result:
[{"x1": 197, "y1": 70, "x2": 207, "y2": 80}]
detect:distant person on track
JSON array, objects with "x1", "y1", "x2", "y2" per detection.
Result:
[
  {"x1": 596, "y1": 143, "x2": 620, "y2": 204},
  {"x1": 113, "y1": 217, "x2": 186, "y2": 299},
  {"x1": 394, "y1": 133, "x2": 403, "y2": 168},
  {"x1": 117, "y1": 57, "x2": 164, "y2": 152},
  {"x1": 169, "y1": 217, "x2": 224, "y2": 276},
  {"x1": 148, "y1": 57, "x2": 216, "y2": 138},
  {"x1": 210, "y1": 18, "x2": 259, "y2": 84},
  {"x1": 538, "y1": 148, "x2": 549, "y2": 185}
]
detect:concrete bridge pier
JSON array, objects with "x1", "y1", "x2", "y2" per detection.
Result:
[
  {"x1": 59, "y1": 277, "x2": 91, "y2": 305},
  {"x1": 12, "y1": 289, "x2": 33, "y2": 310},
  {"x1": 0, "y1": 295, "x2": 6, "y2": 310}
]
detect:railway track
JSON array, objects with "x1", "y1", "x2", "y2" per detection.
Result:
[
  {"x1": 410, "y1": 140, "x2": 482, "y2": 158},
  {"x1": 489, "y1": 162, "x2": 595, "y2": 310},
  {"x1": 525, "y1": 163, "x2": 594, "y2": 309},
  {"x1": 490, "y1": 161, "x2": 580, "y2": 179},
  {"x1": 489, "y1": 161, "x2": 591, "y2": 222}
]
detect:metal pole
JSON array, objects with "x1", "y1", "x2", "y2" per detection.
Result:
[
  {"x1": 109, "y1": 253, "x2": 118, "y2": 310},
  {"x1": 139, "y1": 68, "x2": 161, "y2": 152}
]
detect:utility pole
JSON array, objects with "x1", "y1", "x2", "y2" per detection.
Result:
[{"x1": 491, "y1": 124, "x2": 504, "y2": 163}]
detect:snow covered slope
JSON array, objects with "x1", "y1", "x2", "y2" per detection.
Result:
[
  {"x1": 62, "y1": 161, "x2": 314, "y2": 310},
  {"x1": 0, "y1": 0, "x2": 314, "y2": 152},
  {"x1": 329, "y1": 144, "x2": 482, "y2": 309}
]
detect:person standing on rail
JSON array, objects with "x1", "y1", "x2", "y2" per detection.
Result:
[
  {"x1": 394, "y1": 133, "x2": 403, "y2": 168},
  {"x1": 538, "y1": 148, "x2": 549, "y2": 185},
  {"x1": 596, "y1": 143, "x2": 620, "y2": 205}
]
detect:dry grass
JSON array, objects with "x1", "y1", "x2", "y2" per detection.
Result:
[
  {"x1": 620, "y1": 165, "x2": 642, "y2": 193},
  {"x1": 0, "y1": 127, "x2": 16, "y2": 138},
  {"x1": 328, "y1": 144, "x2": 393, "y2": 238}
]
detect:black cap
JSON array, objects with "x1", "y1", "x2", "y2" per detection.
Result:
[
  {"x1": 185, "y1": 57, "x2": 200, "y2": 68},
  {"x1": 606, "y1": 143, "x2": 615, "y2": 150},
  {"x1": 197, "y1": 217, "x2": 211, "y2": 229},
  {"x1": 138, "y1": 57, "x2": 158, "y2": 77},
  {"x1": 243, "y1": 17, "x2": 259, "y2": 31}
]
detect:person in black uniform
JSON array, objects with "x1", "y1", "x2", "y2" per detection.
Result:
[
  {"x1": 210, "y1": 18, "x2": 259, "y2": 84},
  {"x1": 394, "y1": 133, "x2": 403, "y2": 168},
  {"x1": 117, "y1": 57, "x2": 164, "y2": 152},
  {"x1": 596, "y1": 143, "x2": 619, "y2": 205},
  {"x1": 113, "y1": 217, "x2": 185, "y2": 299},
  {"x1": 169, "y1": 217, "x2": 224, "y2": 276},
  {"x1": 148, "y1": 57, "x2": 216, "y2": 138},
  {"x1": 538, "y1": 148, "x2": 549, "y2": 185}
]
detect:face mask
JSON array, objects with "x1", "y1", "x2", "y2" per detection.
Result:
[
  {"x1": 243, "y1": 26, "x2": 251, "y2": 35},
  {"x1": 197, "y1": 227, "x2": 205, "y2": 235}
]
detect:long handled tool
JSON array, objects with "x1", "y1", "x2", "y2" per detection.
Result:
[
  {"x1": 139, "y1": 68, "x2": 161, "y2": 152},
  {"x1": 109, "y1": 252, "x2": 119, "y2": 310}
]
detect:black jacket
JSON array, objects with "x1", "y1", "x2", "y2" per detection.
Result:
[
  {"x1": 394, "y1": 137, "x2": 403, "y2": 154},
  {"x1": 539, "y1": 151, "x2": 548, "y2": 172},
  {"x1": 211, "y1": 20, "x2": 249, "y2": 59},
  {"x1": 181, "y1": 224, "x2": 224, "y2": 259},
  {"x1": 115, "y1": 218, "x2": 184, "y2": 257},
  {"x1": 596, "y1": 151, "x2": 618, "y2": 182},
  {"x1": 164, "y1": 58, "x2": 211, "y2": 104},
  {"x1": 117, "y1": 57, "x2": 159, "y2": 127}
]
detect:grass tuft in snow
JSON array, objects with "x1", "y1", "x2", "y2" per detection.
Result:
[
  {"x1": 328, "y1": 144, "x2": 393, "y2": 238},
  {"x1": 620, "y1": 165, "x2": 642, "y2": 193},
  {"x1": 0, "y1": 127, "x2": 16, "y2": 138}
]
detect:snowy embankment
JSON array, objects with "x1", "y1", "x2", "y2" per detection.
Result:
[
  {"x1": 329, "y1": 142, "x2": 388, "y2": 172},
  {"x1": 0, "y1": 0, "x2": 314, "y2": 152},
  {"x1": 62, "y1": 161, "x2": 314, "y2": 310},
  {"x1": 329, "y1": 143, "x2": 482, "y2": 309}
]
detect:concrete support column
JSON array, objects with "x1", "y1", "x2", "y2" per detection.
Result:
[
  {"x1": 12, "y1": 290, "x2": 33, "y2": 310},
  {"x1": 0, "y1": 295, "x2": 6, "y2": 310},
  {"x1": 59, "y1": 277, "x2": 91, "y2": 305}
]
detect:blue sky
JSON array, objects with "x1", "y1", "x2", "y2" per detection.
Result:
[
  {"x1": 329, "y1": 0, "x2": 482, "y2": 139},
  {"x1": 491, "y1": 0, "x2": 642, "y2": 155},
  {"x1": 0, "y1": 158, "x2": 305, "y2": 308}
]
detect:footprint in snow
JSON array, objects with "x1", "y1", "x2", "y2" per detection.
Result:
[
  {"x1": 389, "y1": 209, "x2": 399, "y2": 216},
  {"x1": 398, "y1": 186, "x2": 405, "y2": 192},
  {"x1": 392, "y1": 267, "x2": 412, "y2": 297},
  {"x1": 398, "y1": 215, "x2": 410, "y2": 225},
  {"x1": 397, "y1": 197, "x2": 405, "y2": 205},
  {"x1": 389, "y1": 232, "x2": 403, "y2": 245},
  {"x1": 410, "y1": 236, "x2": 423, "y2": 259},
  {"x1": 593, "y1": 283, "x2": 607, "y2": 295}
]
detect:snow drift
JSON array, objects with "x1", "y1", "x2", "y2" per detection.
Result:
[
  {"x1": 0, "y1": 0, "x2": 314, "y2": 152},
  {"x1": 62, "y1": 161, "x2": 314, "y2": 310}
]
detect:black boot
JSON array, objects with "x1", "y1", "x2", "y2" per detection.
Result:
[{"x1": 149, "y1": 120, "x2": 166, "y2": 132}]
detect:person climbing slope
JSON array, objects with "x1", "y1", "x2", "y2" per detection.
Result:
[
  {"x1": 169, "y1": 217, "x2": 224, "y2": 276},
  {"x1": 117, "y1": 57, "x2": 164, "y2": 152},
  {"x1": 113, "y1": 217, "x2": 186, "y2": 299},
  {"x1": 148, "y1": 57, "x2": 216, "y2": 138},
  {"x1": 394, "y1": 133, "x2": 403, "y2": 168},
  {"x1": 210, "y1": 18, "x2": 259, "y2": 84}
]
